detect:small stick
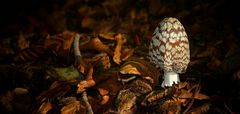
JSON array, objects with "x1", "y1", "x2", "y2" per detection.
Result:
[
  {"x1": 74, "y1": 33, "x2": 82, "y2": 65},
  {"x1": 82, "y1": 91, "x2": 94, "y2": 114}
]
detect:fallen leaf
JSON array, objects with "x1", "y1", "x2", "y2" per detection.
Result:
[
  {"x1": 61, "y1": 100, "x2": 83, "y2": 114},
  {"x1": 84, "y1": 53, "x2": 111, "y2": 69},
  {"x1": 77, "y1": 66, "x2": 96, "y2": 93},
  {"x1": 113, "y1": 33, "x2": 126, "y2": 64},
  {"x1": 18, "y1": 32, "x2": 29, "y2": 50},
  {"x1": 187, "y1": 103, "x2": 211, "y2": 114},
  {"x1": 38, "y1": 100, "x2": 52, "y2": 114},
  {"x1": 119, "y1": 64, "x2": 141, "y2": 75},
  {"x1": 121, "y1": 48, "x2": 134, "y2": 61},
  {"x1": 0, "y1": 91, "x2": 13, "y2": 112},
  {"x1": 175, "y1": 89, "x2": 193, "y2": 99},
  {"x1": 194, "y1": 93, "x2": 209, "y2": 100},
  {"x1": 81, "y1": 37, "x2": 113, "y2": 56},
  {"x1": 13, "y1": 87, "x2": 29, "y2": 95},
  {"x1": 61, "y1": 31, "x2": 75, "y2": 50},
  {"x1": 99, "y1": 32, "x2": 115, "y2": 40}
]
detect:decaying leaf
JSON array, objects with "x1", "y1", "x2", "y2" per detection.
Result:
[
  {"x1": 99, "y1": 32, "x2": 115, "y2": 40},
  {"x1": 13, "y1": 87, "x2": 29, "y2": 95},
  {"x1": 37, "y1": 81, "x2": 72, "y2": 101},
  {"x1": 44, "y1": 31, "x2": 75, "y2": 52},
  {"x1": 159, "y1": 99, "x2": 181, "y2": 114},
  {"x1": 113, "y1": 33, "x2": 126, "y2": 64},
  {"x1": 13, "y1": 45, "x2": 46, "y2": 63},
  {"x1": 187, "y1": 103, "x2": 211, "y2": 114},
  {"x1": 38, "y1": 100, "x2": 52, "y2": 114},
  {"x1": 115, "y1": 89, "x2": 137, "y2": 114},
  {"x1": 194, "y1": 93, "x2": 209, "y2": 100},
  {"x1": 80, "y1": 37, "x2": 113, "y2": 56},
  {"x1": 61, "y1": 100, "x2": 83, "y2": 114},
  {"x1": 46, "y1": 66, "x2": 82, "y2": 81},
  {"x1": 18, "y1": 32, "x2": 30, "y2": 50},
  {"x1": 84, "y1": 53, "x2": 111, "y2": 69},
  {"x1": 121, "y1": 48, "x2": 134, "y2": 61},
  {"x1": 0, "y1": 91, "x2": 13, "y2": 112}
]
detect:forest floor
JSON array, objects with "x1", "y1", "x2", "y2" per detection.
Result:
[{"x1": 0, "y1": 0, "x2": 239, "y2": 113}]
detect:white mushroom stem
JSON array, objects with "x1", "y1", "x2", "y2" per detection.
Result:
[{"x1": 161, "y1": 71, "x2": 180, "y2": 88}]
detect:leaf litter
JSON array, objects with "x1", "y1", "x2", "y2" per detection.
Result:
[{"x1": 0, "y1": 0, "x2": 239, "y2": 114}]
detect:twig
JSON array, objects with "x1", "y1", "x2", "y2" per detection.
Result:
[
  {"x1": 82, "y1": 91, "x2": 94, "y2": 114},
  {"x1": 224, "y1": 102, "x2": 234, "y2": 114},
  {"x1": 74, "y1": 33, "x2": 82, "y2": 65}
]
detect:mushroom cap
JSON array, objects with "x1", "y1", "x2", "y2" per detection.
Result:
[{"x1": 149, "y1": 17, "x2": 190, "y2": 74}]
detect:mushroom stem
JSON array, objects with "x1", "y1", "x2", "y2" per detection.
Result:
[{"x1": 161, "y1": 71, "x2": 180, "y2": 88}]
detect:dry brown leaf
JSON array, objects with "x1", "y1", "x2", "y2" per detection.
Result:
[
  {"x1": 119, "y1": 64, "x2": 141, "y2": 75},
  {"x1": 61, "y1": 31, "x2": 75, "y2": 50},
  {"x1": 18, "y1": 32, "x2": 29, "y2": 50},
  {"x1": 97, "y1": 88, "x2": 110, "y2": 105},
  {"x1": 38, "y1": 100, "x2": 52, "y2": 114},
  {"x1": 187, "y1": 103, "x2": 211, "y2": 114},
  {"x1": 44, "y1": 31, "x2": 75, "y2": 52},
  {"x1": 85, "y1": 53, "x2": 111, "y2": 69},
  {"x1": 159, "y1": 99, "x2": 181, "y2": 113},
  {"x1": 99, "y1": 32, "x2": 115, "y2": 40},
  {"x1": 98, "y1": 88, "x2": 109, "y2": 95},
  {"x1": 77, "y1": 66, "x2": 96, "y2": 93},
  {"x1": 81, "y1": 16, "x2": 97, "y2": 29},
  {"x1": 61, "y1": 100, "x2": 83, "y2": 114},
  {"x1": 13, "y1": 87, "x2": 29, "y2": 95},
  {"x1": 175, "y1": 89, "x2": 193, "y2": 99},
  {"x1": 194, "y1": 93, "x2": 209, "y2": 100},
  {"x1": 0, "y1": 91, "x2": 13, "y2": 112},
  {"x1": 121, "y1": 48, "x2": 134, "y2": 61},
  {"x1": 113, "y1": 34, "x2": 126, "y2": 64},
  {"x1": 37, "y1": 81, "x2": 71, "y2": 101},
  {"x1": 82, "y1": 37, "x2": 113, "y2": 56}
]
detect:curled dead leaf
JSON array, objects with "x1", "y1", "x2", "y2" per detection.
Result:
[
  {"x1": 18, "y1": 32, "x2": 29, "y2": 50},
  {"x1": 77, "y1": 66, "x2": 96, "y2": 93},
  {"x1": 13, "y1": 87, "x2": 29, "y2": 95},
  {"x1": 80, "y1": 37, "x2": 113, "y2": 56},
  {"x1": 84, "y1": 53, "x2": 111, "y2": 69},
  {"x1": 61, "y1": 100, "x2": 83, "y2": 114},
  {"x1": 118, "y1": 57, "x2": 160, "y2": 85},
  {"x1": 121, "y1": 48, "x2": 134, "y2": 61},
  {"x1": 119, "y1": 64, "x2": 141, "y2": 75},
  {"x1": 99, "y1": 32, "x2": 115, "y2": 40},
  {"x1": 38, "y1": 100, "x2": 52, "y2": 114},
  {"x1": 113, "y1": 34, "x2": 126, "y2": 64}
]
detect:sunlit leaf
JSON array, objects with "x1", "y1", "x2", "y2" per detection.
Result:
[
  {"x1": 119, "y1": 64, "x2": 141, "y2": 75},
  {"x1": 77, "y1": 66, "x2": 96, "y2": 93}
]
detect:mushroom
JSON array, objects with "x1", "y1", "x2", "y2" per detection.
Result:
[{"x1": 148, "y1": 17, "x2": 190, "y2": 87}]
